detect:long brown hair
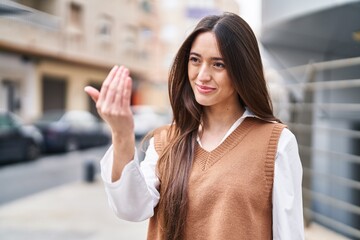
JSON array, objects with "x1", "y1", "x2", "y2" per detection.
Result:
[{"x1": 156, "y1": 12, "x2": 279, "y2": 240}]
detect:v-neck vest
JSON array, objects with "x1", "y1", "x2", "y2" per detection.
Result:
[{"x1": 148, "y1": 118, "x2": 286, "y2": 240}]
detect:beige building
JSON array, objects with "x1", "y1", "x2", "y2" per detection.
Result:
[
  {"x1": 0, "y1": 0, "x2": 240, "y2": 122},
  {"x1": 0, "y1": 0, "x2": 163, "y2": 121}
]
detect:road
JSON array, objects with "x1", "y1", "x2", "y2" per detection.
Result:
[{"x1": 0, "y1": 145, "x2": 110, "y2": 205}]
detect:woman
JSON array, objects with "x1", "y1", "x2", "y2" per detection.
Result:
[{"x1": 85, "y1": 12, "x2": 304, "y2": 240}]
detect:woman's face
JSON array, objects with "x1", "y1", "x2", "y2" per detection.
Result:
[{"x1": 188, "y1": 32, "x2": 238, "y2": 108}]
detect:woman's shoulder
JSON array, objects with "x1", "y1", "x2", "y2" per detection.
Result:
[
  {"x1": 266, "y1": 121, "x2": 297, "y2": 145},
  {"x1": 277, "y1": 127, "x2": 299, "y2": 154},
  {"x1": 249, "y1": 117, "x2": 287, "y2": 132},
  {"x1": 151, "y1": 124, "x2": 174, "y2": 152},
  {"x1": 153, "y1": 124, "x2": 172, "y2": 137}
]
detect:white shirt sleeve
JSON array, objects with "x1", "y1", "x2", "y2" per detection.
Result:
[
  {"x1": 272, "y1": 128, "x2": 305, "y2": 239},
  {"x1": 100, "y1": 138, "x2": 160, "y2": 222}
]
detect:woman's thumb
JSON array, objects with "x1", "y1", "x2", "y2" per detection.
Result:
[{"x1": 84, "y1": 86, "x2": 100, "y2": 103}]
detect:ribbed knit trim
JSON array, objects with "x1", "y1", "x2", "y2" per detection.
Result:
[
  {"x1": 195, "y1": 118, "x2": 257, "y2": 171},
  {"x1": 264, "y1": 123, "x2": 287, "y2": 195},
  {"x1": 154, "y1": 120, "x2": 286, "y2": 181},
  {"x1": 154, "y1": 125, "x2": 171, "y2": 156}
]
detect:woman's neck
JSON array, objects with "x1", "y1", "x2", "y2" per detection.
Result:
[
  {"x1": 198, "y1": 104, "x2": 244, "y2": 151},
  {"x1": 201, "y1": 104, "x2": 244, "y2": 133}
]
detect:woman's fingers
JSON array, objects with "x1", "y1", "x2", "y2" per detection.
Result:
[
  {"x1": 94, "y1": 65, "x2": 132, "y2": 121},
  {"x1": 121, "y1": 76, "x2": 133, "y2": 110},
  {"x1": 90, "y1": 65, "x2": 134, "y2": 136},
  {"x1": 114, "y1": 68, "x2": 129, "y2": 111},
  {"x1": 84, "y1": 86, "x2": 100, "y2": 103},
  {"x1": 97, "y1": 65, "x2": 119, "y2": 109},
  {"x1": 103, "y1": 66, "x2": 124, "y2": 111}
]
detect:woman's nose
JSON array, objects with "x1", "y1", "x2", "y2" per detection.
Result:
[{"x1": 198, "y1": 64, "x2": 211, "y2": 82}]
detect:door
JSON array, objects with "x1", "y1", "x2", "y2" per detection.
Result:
[
  {"x1": 87, "y1": 81, "x2": 101, "y2": 119},
  {"x1": 42, "y1": 76, "x2": 67, "y2": 112}
]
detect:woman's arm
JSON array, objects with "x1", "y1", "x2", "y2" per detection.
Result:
[
  {"x1": 273, "y1": 128, "x2": 305, "y2": 240},
  {"x1": 100, "y1": 138, "x2": 160, "y2": 222},
  {"x1": 85, "y1": 65, "x2": 135, "y2": 182},
  {"x1": 86, "y1": 66, "x2": 160, "y2": 221}
]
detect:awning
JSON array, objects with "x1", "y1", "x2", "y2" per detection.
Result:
[{"x1": 0, "y1": 0, "x2": 32, "y2": 15}]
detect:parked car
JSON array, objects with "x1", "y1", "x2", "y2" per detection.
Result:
[
  {"x1": 34, "y1": 110, "x2": 110, "y2": 152},
  {"x1": 0, "y1": 110, "x2": 43, "y2": 162},
  {"x1": 132, "y1": 105, "x2": 172, "y2": 140}
]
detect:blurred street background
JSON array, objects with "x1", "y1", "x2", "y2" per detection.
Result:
[{"x1": 1, "y1": 0, "x2": 360, "y2": 239}]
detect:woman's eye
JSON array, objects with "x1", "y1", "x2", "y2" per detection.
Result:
[
  {"x1": 214, "y1": 62, "x2": 225, "y2": 69},
  {"x1": 189, "y1": 57, "x2": 200, "y2": 64}
]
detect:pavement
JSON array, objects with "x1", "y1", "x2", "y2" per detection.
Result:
[{"x1": 0, "y1": 175, "x2": 351, "y2": 240}]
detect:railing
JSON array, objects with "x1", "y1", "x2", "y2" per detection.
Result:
[{"x1": 272, "y1": 56, "x2": 360, "y2": 239}]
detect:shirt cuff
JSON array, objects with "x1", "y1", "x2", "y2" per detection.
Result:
[{"x1": 100, "y1": 144, "x2": 140, "y2": 188}]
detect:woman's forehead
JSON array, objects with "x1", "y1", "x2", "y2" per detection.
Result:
[{"x1": 190, "y1": 32, "x2": 222, "y2": 58}]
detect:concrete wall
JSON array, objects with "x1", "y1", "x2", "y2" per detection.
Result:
[{"x1": 262, "y1": 0, "x2": 357, "y2": 26}]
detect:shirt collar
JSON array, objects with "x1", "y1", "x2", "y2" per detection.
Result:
[
  {"x1": 241, "y1": 107, "x2": 278, "y2": 123},
  {"x1": 196, "y1": 107, "x2": 277, "y2": 148}
]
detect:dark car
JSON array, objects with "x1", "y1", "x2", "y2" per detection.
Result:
[
  {"x1": 0, "y1": 111, "x2": 43, "y2": 162},
  {"x1": 34, "y1": 110, "x2": 110, "y2": 152}
]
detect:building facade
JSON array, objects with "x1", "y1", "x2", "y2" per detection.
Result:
[
  {"x1": 261, "y1": 0, "x2": 360, "y2": 239},
  {"x1": 0, "y1": 0, "x2": 162, "y2": 121},
  {"x1": 0, "y1": 0, "x2": 241, "y2": 122}
]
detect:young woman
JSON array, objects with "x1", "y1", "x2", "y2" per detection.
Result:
[{"x1": 85, "y1": 12, "x2": 304, "y2": 240}]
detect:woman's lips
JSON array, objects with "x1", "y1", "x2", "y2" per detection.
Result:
[{"x1": 196, "y1": 84, "x2": 216, "y2": 94}]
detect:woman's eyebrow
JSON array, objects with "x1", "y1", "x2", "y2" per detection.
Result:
[
  {"x1": 189, "y1": 52, "x2": 224, "y2": 61},
  {"x1": 189, "y1": 52, "x2": 201, "y2": 57}
]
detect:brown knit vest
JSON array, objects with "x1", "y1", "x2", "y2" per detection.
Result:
[{"x1": 147, "y1": 118, "x2": 286, "y2": 240}]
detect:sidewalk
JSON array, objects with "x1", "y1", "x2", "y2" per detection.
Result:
[
  {"x1": 0, "y1": 176, "x2": 350, "y2": 240},
  {"x1": 0, "y1": 176, "x2": 148, "y2": 240}
]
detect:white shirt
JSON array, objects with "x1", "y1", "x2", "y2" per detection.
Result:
[{"x1": 100, "y1": 109, "x2": 305, "y2": 239}]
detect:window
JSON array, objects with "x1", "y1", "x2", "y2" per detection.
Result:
[
  {"x1": 68, "y1": 2, "x2": 83, "y2": 33},
  {"x1": 98, "y1": 14, "x2": 113, "y2": 43},
  {"x1": 140, "y1": 27, "x2": 152, "y2": 40},
  {"x1": 140, "y1": 0, "x2": 152, "y2": 13},
  {"x1": 122, "y1": 25, "x2": 137, "y2": 57}
]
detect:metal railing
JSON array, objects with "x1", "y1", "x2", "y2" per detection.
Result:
[{"x1": 272, "y1": 56, "x2": 360, "y2": 239}]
